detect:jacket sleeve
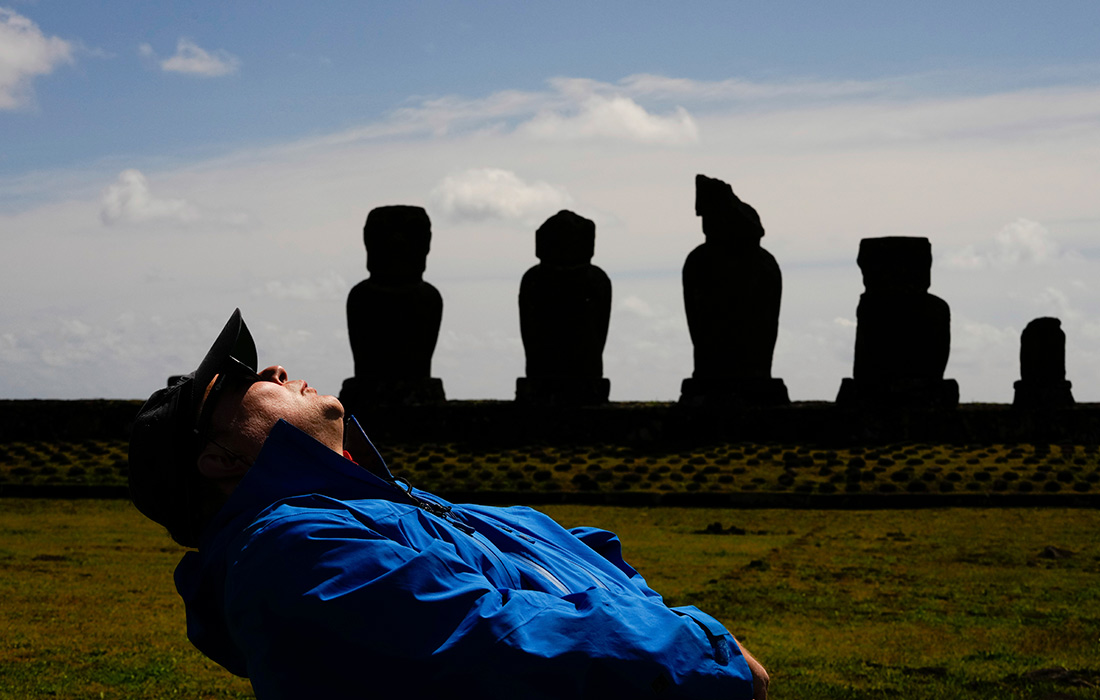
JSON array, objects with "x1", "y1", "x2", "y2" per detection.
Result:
[
  {"x1": 224, "y1": 507, "x2": 753, "y2": 700},
  {"x1": 568, "y1": 525, "x2": 665, "y2": 601}
]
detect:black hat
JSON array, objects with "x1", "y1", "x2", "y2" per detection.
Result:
[{"x1": 128, "y1": 309, "x2": 257, "y2": 547}]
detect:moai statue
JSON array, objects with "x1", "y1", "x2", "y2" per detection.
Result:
[
  {"x1": 340, "y1": 205, "x2": 445, "y2": 409},
  {"x1": 836, "y1": 237, "x2": 958, "y2": 408},
  {"x1": 679, "y1": 174, "x2": 789, "y2": 407},
  {"x1": 1013, "y1": 317, "x2": 1074, "y2": 408},
  {"x1": 516, "y1": 210, "x2": 612, "y2": 405}
]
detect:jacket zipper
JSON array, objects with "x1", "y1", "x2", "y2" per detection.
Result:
[
  {"x1": 498, "y1": 523, "x2": 610, "y2": 591},
  {"x1": 516, "y1": 553, "x2": 571, "y2": 594},
  {"x1": 392, "y1": 476, "x2": 523, "y2": 587}
]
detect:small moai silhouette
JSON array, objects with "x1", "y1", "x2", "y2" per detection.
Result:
[
  {"x1": 836, "y1": 236, "x2": 958, "y2": 408},
  {"x1": 1013, "y1": 317, "x2": 1074, "y2": 408},
  {"x1": 516, "y1": 210, "x2": 611, "y2": 405},
  {"x1": 679, "y1": 174, "x2": 789, "y2": 407},
  {"x1": 341, "y1": 205, "x2": 445, "y2": 408}
]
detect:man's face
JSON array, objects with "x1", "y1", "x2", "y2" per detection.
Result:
[{"x1": 206, "y1": 365, "x2": 345, "y2": 459}]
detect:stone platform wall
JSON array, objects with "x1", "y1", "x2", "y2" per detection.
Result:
[{"x1": 3, "y1": 399, "x2": 1100, "y2": 446}]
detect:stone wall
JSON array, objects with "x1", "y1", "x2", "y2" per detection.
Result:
[{"x1": 4, "y1": 399, "x2": 1099, "y2": 446}]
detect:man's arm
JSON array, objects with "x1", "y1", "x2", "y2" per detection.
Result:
[
  {"x1": 223, "y1": 506, "x2": 755, "y2": 699},
  {"x1": 568, "y1": 525, "x2": 664, "y2": 600},
  {"x1": 740, "y1": 645, "x2": 770, "y2": 700},
  {"x1": 570, "y1": 524, "x2": 769, "y2": 699}
]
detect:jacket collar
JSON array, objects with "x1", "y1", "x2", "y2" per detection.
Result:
[
  {"x1": 343, "y1": 415, "x2": 394, "y2": 480},
  {"x1": 176, "y1": 416, "x2": 406, "y2": 675},
  {"x1": 199, "y1": 416, "x2": 400, "y2": 547}
]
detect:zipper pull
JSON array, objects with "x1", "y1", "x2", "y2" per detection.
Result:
[
  {"x1": 393, "y1": 476, "x2": 453, "y2": 518},
  {"x1": 449, "y1": 519, "x2": 476, "y2": 535}
]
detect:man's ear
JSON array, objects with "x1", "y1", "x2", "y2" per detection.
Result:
[{"x1": 197, "y1": 446, "x2": 250, "y2": 480}]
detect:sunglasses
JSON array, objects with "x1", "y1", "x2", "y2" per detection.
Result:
[{"x1": 193, "y1": 356, "x2": 260, "y2": 454}]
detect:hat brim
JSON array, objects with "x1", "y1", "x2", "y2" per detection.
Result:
[{"x1": 191, "y1": 308, "x2": 258, "y2": 409}]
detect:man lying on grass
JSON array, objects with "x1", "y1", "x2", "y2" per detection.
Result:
[{"x1": 128, "y1": 309, "x2": 770, "y2": 699}]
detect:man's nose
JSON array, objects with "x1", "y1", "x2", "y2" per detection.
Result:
[{"x1": 258, "y1": 365, "x2": 289, "y2": 383}]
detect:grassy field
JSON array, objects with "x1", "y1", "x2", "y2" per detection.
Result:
[
  {"x1": 3, "y1": 439, "x2": 1100, "y2": 497},
  {"x1": 1, "y1": 499, "x2": 1097, "y2": 699}
]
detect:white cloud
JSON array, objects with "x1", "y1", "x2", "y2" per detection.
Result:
[
  {"x1": 541, "y1": 74, "x2": 887, "y2": 109},
  {"x1": 771, "y1": 322, "x2": 857, "y2": 398},
  {"x1": 374, "y1": 76, "x2": 716, "y2": 145},
  {"x1": 1080, "y1": 319, "x2": 1100, "y2": 341},
  {"x1": 519, "y1": 94, "x2": 699, "y2": 144},
  {"x1": 14, "y1": 317, "x2": 119, "y2": 370},
  {"x1": 0, "y1": 8, "x2": 73, "y2": 110},
  {"x1": 619, "y1": 295, "x2": 656, "y2": 318},
  {"x1": 616, "y1": 73, "x2": 885, "y2": 103},
  {"x1": 1033, "y1": 286, "x2": 1078, "y2": 322},
  {"x1": 993, "y1": 219, "x2": 1070, "y2": 266},
  {"x1": 305, "y1": 73, "x2": 1100, "y2": 155},
  {"x1": 0, "y1": 331, "x2": 29, "y2": 366},
  {"x1": 430, "y1": 168, "x2": 572, "y2": 223},
  {"x1": 940, "y1": 245, "x2": 985, "y2": 270},
  {"x1": 0, "y1": 313, "x2": 222, "y2": 398},
  {"x1": 386, "y1": 90, "x2": 548, "y2": 137},
  {"x1": 603, "y1": 284, "x2": 692, "y2": 398},
  {"x1": 953, "y1": 319, "x2": 1019, "y2": 355},
  {"x1": 942, "y1": 218, "x2": 1075, "y2": 269},
  {"x1": 258, "y1": 271, "x2": 349, "y2": 302},
  {"x1": 100, "y1": 169, "x2": 199, "y2": 225},
  {"x1": 157, "y1": 38, "x2": 240, "y2": 77},
  {"x1": 436, "y1": 328, "x2": 522, "y2": 356},
  {"x1": 942, "y1": 316, "x2": 1021, "y2": 401},
  {"x1": 5, "y1": 70, "x2": 1100, "y2": 401}
]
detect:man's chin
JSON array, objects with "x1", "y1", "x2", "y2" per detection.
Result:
[{"x1": 324, "y1": 396, "x2": 345, "y2": 420}]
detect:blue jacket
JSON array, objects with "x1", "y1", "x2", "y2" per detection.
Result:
[{"x1": 175, "y1": 418, "x2": 754, "y2": 699}]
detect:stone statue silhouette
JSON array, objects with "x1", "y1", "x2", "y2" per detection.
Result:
[
  {"x1": 340, "y1": 205, "x2": 445, "y2": 407},
  {"x1": 680, "y1": 174, "x2": 788, "y2": 406},
  {"x1": 837, "y1": 236, "x2": 958, "y2": 408},
  {"x1": 1013, "y1": 317, "x2": 1074, "y2": 408},
  {"x1": 516, "y1": 210, "x2": 611, "y2": 405}
]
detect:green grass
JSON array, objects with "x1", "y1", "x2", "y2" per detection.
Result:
[
  {"x1": 2, "y1": 499, "x2": 1097, "y2": 698},
  {"x1": 0, "y1": 499, "x2": 253, "y2": 699},
  {"x1": 545, "y1": 505, "x2": 1100, "y2": 699},
  {"x1": 4, "y1": 440, "x2": 1098, "y2": 498}
]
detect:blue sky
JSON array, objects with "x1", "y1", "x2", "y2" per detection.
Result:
[
  {"x1": 2, "y1": 2, "x2": 1100, "y2": 401},
  {"x1": 10, "y1": 2, "x2": 1100, "y2": 175}
]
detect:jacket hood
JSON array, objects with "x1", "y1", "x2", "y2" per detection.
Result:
[{"x1": 173, "y1": 417, "x2": 403, "y2": 676}]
